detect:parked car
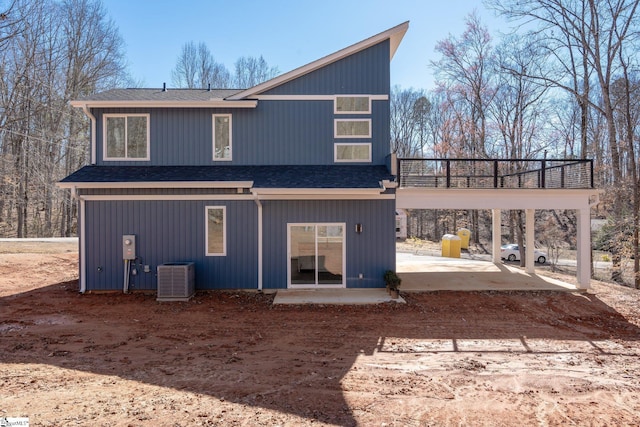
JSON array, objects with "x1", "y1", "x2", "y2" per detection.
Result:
[{"x1": 500, "y1": 244, "x2": 547, "y2": 264}]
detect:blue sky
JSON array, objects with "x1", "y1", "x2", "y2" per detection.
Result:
[{"x1": 104, "y1": 0, "x2": 509, "y2": 90}]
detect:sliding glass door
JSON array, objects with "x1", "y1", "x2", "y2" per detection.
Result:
[{"x1": 288, "y1": 223, "x2": 345, "y2": 287}]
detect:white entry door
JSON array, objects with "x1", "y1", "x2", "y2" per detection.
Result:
[{"x1": 288, "y1": 223, "x2": 345, "y2": 288}]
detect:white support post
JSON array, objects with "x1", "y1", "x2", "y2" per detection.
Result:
[
  {"x1": 525, "y1": 209, "x2": 535, "y2": 274},
  {"x1": 492, "y1": 209, "x2": 501, "y2": 263},
  {"x1": 576, "y1": 208, "x2": 591, "y2": 289}
]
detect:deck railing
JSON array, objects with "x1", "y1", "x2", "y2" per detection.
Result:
[{"x1": 397, "y1": 158, "x2": 594, "y2": 189}]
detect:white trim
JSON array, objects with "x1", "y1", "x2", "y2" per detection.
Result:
[
  {"x1": 253, "y1": 94, "x2": 388, "y2": 101},
  {"x1": 396, "y1": 188, "x2": 600, "y2": 210},
  {"x1": 212, "y1": 114, "x2": 232, "y2": 161},
  {"x1": 228, "y1": 22, "x2": 409, "y2": 100},
  {"x1": 334, "y1": 96, "x2": 372, "y2": 114},
  {"x1": 79, "y1": 194, "x2": 255, "y2": 201},
  {"x1": 381, "y1": 179, "x2": 397, "y2": 189},
  {"x1": 254, "y1": 196, "x2": 263, "y2": 291},
  {"x1": 253, "y1": 188, "x2": 383, "y2": 195},
  {"x1": 334, "y1": 143, "x2": 372, "y2": 163},
  {"x1": 287, "y1": 223, "x2": 346, "y2": 289},
  {"x1": 71, "y1": 100, "x2": 257, "y2": 109},
  {"x1": 79, "y1": 197, "x2": 86, "y2": 293},
  {"x1": 254, "y1": 193, "x2": 395, "y2": 200},
  {"x1": 205, "y1": 205, "x2": 227, "y2": 256},
  {"x1": 63, "y1": 193, "x2": 391, "y2": 202},
  {"x1": 80, "y1": 106, "x2": 97, "y2": 164},
  {"x1": 334, "y1": 119, "x2": 371, "y2": 138},
  {"x1": 56, "y1": 181, "x2": 254, "y2": 189},
  {"x1": 103, "y1": 114, "x2": 150, "y2": 161}
]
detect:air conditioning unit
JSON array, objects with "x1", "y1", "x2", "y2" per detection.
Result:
[{"x1": 157, "y1": 262, "x2": 195, "y2": 301}]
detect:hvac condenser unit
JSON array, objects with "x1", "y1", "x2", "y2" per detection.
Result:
[{"x1": 157, "y1": 262, "x2": 195, "y2": 301}]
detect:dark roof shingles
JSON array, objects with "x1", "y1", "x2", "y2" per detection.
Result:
[
  {"x1": 76, "y1": 88, "x2": 244, "y2": 102},
  {"x1": 60, "y1": 165, "x2": 393, "y2": 189}
]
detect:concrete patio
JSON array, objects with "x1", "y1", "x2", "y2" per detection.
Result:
[
  {"x1": 273, "y1": 253, "x2": 578, "y2": 305},
  {"x1": 397, "y1": 252, "x2": 577, "y2": 292}
]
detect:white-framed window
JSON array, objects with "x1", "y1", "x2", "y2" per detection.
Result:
[
  {"x1": 205, "y1": 206, "x2": 226, "y2": 256},
  {"x1": 103, "y1": 114, "x2": 150, "y2": 161},
  {"x1": 334, "y1": 119, "x2": 371, "y2": 138},
  {"x1": 213, "y1": 114, "x2": 232, "y2": 161},
  {"x1": 334, "y1": 143, "x2": 371, "y2": 162},
  {"x1": 334, "y1": 96, "x2": 371, "y2": 114}
]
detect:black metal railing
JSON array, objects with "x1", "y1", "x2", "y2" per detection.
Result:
[{"x1": 397, "y1": 158, "x2": 594, "y2": 189}]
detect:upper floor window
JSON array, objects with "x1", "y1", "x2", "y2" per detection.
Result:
[
  {"x1": 213, "y1": 114, "x2": 232, "y2": 161},
  {"x1": 334, "y1": 143, "x2": 371, "y2": 162},
  {"x1": 334, "y1": 96, "x2": 370, "y2": 114},
  {"x1": 334, "y1": 119, "x2": 371, "y2": 138},
  {"x1": 103, "y1": 114, "x2": 150, "y2": 161}
]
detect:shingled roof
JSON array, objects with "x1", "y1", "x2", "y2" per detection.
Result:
[
  {"x1": 59, "y1": 165, "x2": 394, "y2": 189},
  {"x1": 73, "y1": 88, "x2": 244, "y2": 102}
]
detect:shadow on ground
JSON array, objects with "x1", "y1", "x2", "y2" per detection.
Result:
[{"x1": 1, "y1": 280, "x2": 639, "y2": 425}]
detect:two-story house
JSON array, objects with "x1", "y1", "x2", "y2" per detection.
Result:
[{"x1": 59, "y1": 22, "x2": 409, "y2": 294}]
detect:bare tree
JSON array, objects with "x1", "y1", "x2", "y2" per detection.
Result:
[
  {"x1": 390, "y1": 86, "x2": 429, "y2": 157},
  {"x1": 487, "y1": 0, "x2": 640, "y2": 282},
  {"x1": 0, "y1": 0, "x2": 128, "y2": 237},
  {"x1": 233, "y1": 55, "x2": 279, "y2": 88},
  {"x1": 171, "y1": 41, "x2": 231, "y2": 89},
  {"x1": 431, "y1": 12, "x2": 496, "y2": 158}
]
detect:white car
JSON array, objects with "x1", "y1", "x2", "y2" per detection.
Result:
[{"x1": 500, "y1": 244, "x2": 547, "y2": 264}]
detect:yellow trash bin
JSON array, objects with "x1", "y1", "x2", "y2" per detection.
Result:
[
  {"x1": 441, "y1": 234, "x2": 462, "y2": 258},
  {"x1": 457, "y1": 228, "x2": 471, "y2": 249}
]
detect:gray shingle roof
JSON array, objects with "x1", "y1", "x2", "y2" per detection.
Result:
[
  {"x1": 75, "y1": 88, "x2": 244, "y2": 102},
  {"x1": 60, "y1": 165, "x2": 394, "y2": 189}
]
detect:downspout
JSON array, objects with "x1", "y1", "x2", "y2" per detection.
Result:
[
  {"x1": 72, "y1": 187, "x2": 87, "y2": 293},
  {"x1": 253, "y1": 192, "x2": 263, "y2": 291},
  {"x1": 80, "y1": 104, "x2": 97, "y2": 165}
]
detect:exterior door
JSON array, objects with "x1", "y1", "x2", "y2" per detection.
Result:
[{"x1": 288, "y1": 223, "x2": 345, "y2": 288}]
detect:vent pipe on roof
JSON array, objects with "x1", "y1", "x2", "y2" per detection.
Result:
[
  {"x1": 207, "y1": 83, "x2": 211, "y2": 91},
  {"x1": 162, "y1": 82, "x2": 167, "y2": 92}
]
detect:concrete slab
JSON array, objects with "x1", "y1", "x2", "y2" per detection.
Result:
[
  {"x1": 397, "y1": 253, "x2": 577, "y2": 292},
  {"x1": 273, "y1": 289, "x2": 406, "y2": 305}
]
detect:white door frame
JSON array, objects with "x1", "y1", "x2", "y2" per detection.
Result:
[{"x1": 287, "y1": 223, "x2": 346, "y2": 289}]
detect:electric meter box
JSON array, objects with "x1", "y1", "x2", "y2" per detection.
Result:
[{"x1": 122, "y1": 235, "x2": 136, "y2": 260}]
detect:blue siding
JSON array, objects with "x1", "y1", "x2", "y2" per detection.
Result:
[
  {"x1": 262, "y1": 199, "x2": 396, "y2": 289},
  {"x1": 263, "y1": 41, "x2": 391, "y2": 95},
  {"x1": 84, "y1": 200, "x2": 258, "y2": 291},
  {"x1": 93, "y1": 99, "x2": 389, "y2": 167},
  {"x1": 84, "y1": 198, "x2": 395, "y2": 291},
  {"x1": 92, "y1": 42, "x2": 391, "y2": 168}
]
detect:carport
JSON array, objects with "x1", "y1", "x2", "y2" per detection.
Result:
[{"x1": 395, "y1": 158, "x2": 600, "y2": 290}]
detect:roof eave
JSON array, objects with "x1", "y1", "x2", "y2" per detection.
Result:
[
  {"x1": 227, "y1": 21, "x2": 409, "y2": 100},
  {"x1": 56, "y1": 181, "x2": 255, "y2": 189},
  {"x1": 69, "y1": 100, "x2": 258, "y2": 109}
]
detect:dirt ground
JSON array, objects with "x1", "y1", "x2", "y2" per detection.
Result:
[{"x1": 1, "y1": 242, "x2": 640, "y2": 426}]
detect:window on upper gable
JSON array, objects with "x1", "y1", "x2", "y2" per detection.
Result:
[
  {"x1": 213, "y1": 114, "x2": 232, "y2": 161},
  {"x1": 206, "y1": 206, "x2": 226, "y2": 256},
  {"x1": 334, "y1": 143, "x2": 371, "y2": 163},
  {"x1": 334, "y1": 96, "x2": 370, "y2": 114},
  {"x1": 104, "y1": 114, "x2": 149, "y2": 161},
  {"x1": 334, "y1": 119, "x2": 371, "y2": 138}
]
